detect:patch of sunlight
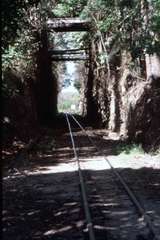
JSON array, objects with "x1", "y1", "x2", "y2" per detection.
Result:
[
  {"x1": 64, "y1": 202, "x2": 78, "y2": 206},
  {"x1": 3, "y1": 116, "x2": 10, "y2": 123},
  {"x1": 80, "y1": 153, "x2": 160, "y2": 170},
  {"x1": 27, "y1": 162, "x2": 78, "y2": 175},
  {"x1": 54, "y1": 210, "x2": 67, "y2": 216},
  {"x1": 5, "y1": 152, "x2": 159, "y2": 179},
  {"x1": 107, "y1": 154, "x2": 160, "y2": 169},
  {"x1": 76, "y1": 220, "x2": 84, "y2": 228},
  {"x1": 39, "y1": 154, "x2": 53, "y2": 158},
  {"x1": 44, "y1": 226, "x2": 72, "y2": 236},
  {"x1": 80, "y1": 157, "x2": 110, "y2": 170},
  {"x1": 94, "y1": 225, "x2": 110, "y2": 231},
  {"x1": 55, "y1": 147, "x2": 72, "y2": 151},
  {"x1": 154, "y1": 183, "x2": 160, "y2": 186},
  {"x1": 91, "y1": 202, "x2": 120, "y2": 207},
  {"x1": 77, "y1": 146, "x2": 95, "y2": 151},
  {"x1": 27, "y1": 210, "x2": 40, "y2": 216}
]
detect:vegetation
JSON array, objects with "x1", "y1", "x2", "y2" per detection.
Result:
[
  {"x1": 115, "y1": 143, "x2": 144, "y2": 155},
  {"x1": 58, "y1": 98, "x2": 80, "y2": 113},
  {"x1": 58, "y1": 89, "x2": 81, "y2": 113},
  {"x1": 2, "y1": 3, "x2": 160, "y2": 239},
  {"x1": 2, "y1": 0, "x2": 160, "y2": 97},
  {"x1": 2, "y1": 0, "x2": 160, "y2": 150},
  {"x1": 52, "y1": 0, "x2": 88, "y2": 17}
]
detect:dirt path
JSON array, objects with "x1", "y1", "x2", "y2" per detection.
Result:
[{"x1": 2, "y1": 129, "x2": 160, "y2": 240}]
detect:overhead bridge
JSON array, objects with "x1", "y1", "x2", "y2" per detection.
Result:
[
  {"x1": 49, "y1": 48, "x2": 89, "y2": 61},
  {"x1": 35, "y1": 18, "x2": 91, "y2": 122},
  {"x1": 47, "y1": 18, "x2": 91, "y2": 32}
]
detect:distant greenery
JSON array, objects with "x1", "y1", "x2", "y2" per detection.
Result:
[{"x1": 58, "y1": 92, "x2": 81, "y2": 113}]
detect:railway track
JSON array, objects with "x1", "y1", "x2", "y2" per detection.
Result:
[
  {"x1": 3, "y1": 115, "x2": 160, "y2": 240},
  {"x1": 65, "y1": 113, "x2": 160, "y2": 240}
]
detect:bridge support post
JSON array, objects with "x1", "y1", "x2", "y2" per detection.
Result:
[
  {"x1": 86, "y1": 41, "x2": 100, "y2": 124},
  {"x1": 35, "y1": 29, "x2": 57, "y2": 123}
]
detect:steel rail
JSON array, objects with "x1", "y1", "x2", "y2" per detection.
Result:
[
  {"x1": 65, "y1": 113, "x2": 96, "y2": 240},
  {"x1": 68, "y1": 113, "x2": 159, "y2": 240}
]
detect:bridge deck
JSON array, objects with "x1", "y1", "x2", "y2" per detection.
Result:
[{"x1": 47, "y1": 18, "x2": 91, "y2": 32}]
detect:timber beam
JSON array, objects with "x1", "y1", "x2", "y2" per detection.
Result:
[
  {"x1": 48, "y1": 48, "x2": 89, "y2": 55},
  {"x1": 50, "y1": 57, "x2": 89, "y2": 61},
  {"x1": 47, "y1": 18, "x2": 91, "y2": 32}
]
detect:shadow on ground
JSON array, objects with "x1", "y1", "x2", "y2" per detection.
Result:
[
  {"x1": 3, "y1": 127, "x2": 160, "y2": 240},
  {"x1": 3, "y1": 129, "x2": 124, "y2": 174},
  {"x1": 3, "y1": 167, "x2": 160, "y2": 240}
]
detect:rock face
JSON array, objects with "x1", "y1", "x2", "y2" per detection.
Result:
[{"x1": 83, "y1": 40, "x2": 160, "y2": 150}]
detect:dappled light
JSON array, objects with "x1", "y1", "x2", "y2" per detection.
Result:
[
  {"x1": 3, "y1": 126, "x2": 160, "y2": 239},
  {"x1": 2, "y1": 0, "x2": 160, "y2": 239},
  {"x1": 3, "y1": 166, "x2": 160, "y2": 240}
]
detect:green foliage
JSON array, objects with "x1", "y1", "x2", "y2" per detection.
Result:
[
  {"x1": 3, "y1": 42, "x2": 34, "y2": 101},
  {"x1": 68, "y1": 32, "x2": 88, "y2": 48},
  {"x1": 2, "y1": 45, "x2": 22, "y2": 97},
  {"x1": 2, "y1": 0, "x2": 24, "y2": 50},
  {"x1": 81, "y1": 0, "x2": 160, "y2": 56},
  {"x1": 53, "y1": 4, "x2": 71, "y2": 17},
  {"x1": 52, "y1": 0, "x2": 87, "y2": 17},
  {"x1": 116, "y1": 143, "x2": 144, "y2": 155},
  {"x1": 98, "y1": 53, "x2": 108, "y2": 65},
  {"x1": 2, "y1": 0, "x2": 47, "y2": 99},
  {"x1": 98, "y1": 18, "x2": 114, "y2": 32},
  {"x1": 2, "y1": 0, "x2": 39, "y2": 51},
  {"x1": 149, "y1": 0, "x2": 160, "y2": 52},
  {"x1": 2, "y1": 0, "x2": 160, "y2": 101}
]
